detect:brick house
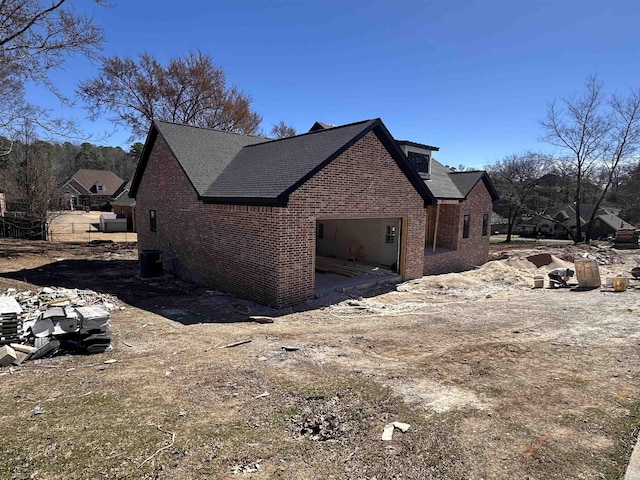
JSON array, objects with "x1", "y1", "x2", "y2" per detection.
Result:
[
  {"x1": 110, "y1": 181, "x2": 136, "y2": 232},
  {"x1": 60, "y1": 169, "x2": 125, "y2": 210},
  {"x1": 130, "y1": 119, "x2": 498, "y2": 307}
]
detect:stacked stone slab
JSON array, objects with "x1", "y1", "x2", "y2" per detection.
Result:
[
  {"x1": 28, "y1": 305, "x2": 112, "y2": 356},
  {"x1": 75, "y1": 306, "x2": 112, "y2": 354},
  {"x1": 0, "y1": 296, "x2": 23, "y2": 344}
]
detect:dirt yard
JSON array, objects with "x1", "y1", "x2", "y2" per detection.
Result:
[
  {"x1": 48, "y1": 211, "x2": 137, "y2": 243},
  {"x1": 1, "y1": 238, "x2": 639, "y2": 479}
]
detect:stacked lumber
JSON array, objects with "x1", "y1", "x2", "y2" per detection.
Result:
[
  {"x1": 315, "y1": 256, "x2": 362, "y2": 278},
  {"x1": 614, "y1": 229, "x2": 640, "y2": 249}
]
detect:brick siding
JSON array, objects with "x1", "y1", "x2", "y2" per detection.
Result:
[
  {"x1": 423, "y1": 182, "x2": 493, "y2": 275},
  {"x1": 281, "y1": 131, "x2": 426, "y2": 304},
  {"x1": 136, "y1": 131, "x2": 426, "y2": 307}
]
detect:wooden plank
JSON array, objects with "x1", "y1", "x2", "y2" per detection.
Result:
[{"x1": 10, "y1": 343, "x2": 37, "y2": 354}]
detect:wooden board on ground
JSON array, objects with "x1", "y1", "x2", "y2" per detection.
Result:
[{"x1": 315, "y1": 256, "x2": 362, "y2": 277}]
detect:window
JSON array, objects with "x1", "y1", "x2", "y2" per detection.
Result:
[
  {"x1": 482, "y1": 213, "x2": 489, "y2": 236},
  {"x1": 385, "y1": 225, "x2": 396, "y2": 244},
  {"x1": 149, "y1": 210, "x2": 157, "y2": 232},
  {"x1": 462, "y1": 215, "x2": 470, "y2": 238},
  {"x1": 96, "y1": 182, "x2": 103, "y2": 192},
  {"x1": 317, "y1": 222, "x2": 324, "y2": 240},
  {"x1": 407, "y1": 151, "x2": 430, "y2": 173}
]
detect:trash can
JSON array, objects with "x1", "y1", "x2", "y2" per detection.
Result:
[{"x1": 139, "y1": 249, "x2": 163, "y2": 278}]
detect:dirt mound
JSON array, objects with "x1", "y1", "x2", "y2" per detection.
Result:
[{"x1": 399, "y1": 247, "x2": 576, "y2": 296}]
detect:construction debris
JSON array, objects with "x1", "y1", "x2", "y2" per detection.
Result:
[
  {"x1": 247, "y1": 315, "x2": 274, "y2": 324},
  {"x1": 0, "y1": 286, "x2": 119, "y2": 366},
  {"x1": 381, "y1": 421, "x2": 411, "y2": 441},
  {"x1": 0, "y1": 345, "x2": 17, "y2": 367},
  {"x1": 231, "y1": 460, "x2": 262, "y2": 475},
  {"x1": 282, "y1": 345, "x2": 300, "y2": 351},
  {"x1": 219, "y1": 339, "x2": 252, "y2": 349},
  {"x1": 0, "y1": 296, "x2": 23, "y2": 343}
]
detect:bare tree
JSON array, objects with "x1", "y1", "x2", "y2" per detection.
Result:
[
  {"x1": 7, "y1": 121, "x2": 60, "y2": 237},
  {"x1": 487, "y1": 152, "x2": 551, "y2": 242},
  {"x1": 78, "y1": 51, "x2": 263, "y2": 139},
  {"x1": 0, "y1": 0, "x2": 106, "y2": 144},
  {"x1": 540, "y1": 75, "x2": 640, "y2": 242},
  {"x1": 270, "y1": 121, "x2": 296, "y2": 139}
]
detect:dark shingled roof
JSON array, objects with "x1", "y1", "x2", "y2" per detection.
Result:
[
  {"x1": 308, "y1": 121, "x2": 336, "y2": 132},
  {"x1": 423, "y1": 159, "x2": 465, "y2": 199},
  {"x1": 154, "y1": 121, "x2": 267, "y2": 196},
  {"x1": 63, "y1": 169, "x2": 124, "y2": 197},
  {"x1": 422, "y1": 163, "x2": 499, "y2": 201},
  {"x1": 134, "y1": 118, "x2": 501, "y2": 206},
  {"x1": 396, "y1": 139, "x2": 440, "y2": 151},
  {"x1": 449, "y1": 171, "x2": 484, "y2": 196},
  {"x1": 204, "y1": 120, "x2": 380, "y2": 201},
  {"x1": 595, "y1": 214, "x2": 635, "y2": 230}
]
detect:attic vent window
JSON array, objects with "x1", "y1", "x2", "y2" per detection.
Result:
[{"x1": 408, "y1": 151, "x2": 430, "y2": 174}]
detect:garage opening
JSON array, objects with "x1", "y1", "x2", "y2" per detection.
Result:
[{"x1": 315, "y1": 218, "x2": 402, "y2": 296}]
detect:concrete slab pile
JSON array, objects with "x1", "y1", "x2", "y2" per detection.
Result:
[{"x1": 0, "y1": 287, "x2": 119, "y2": 366}]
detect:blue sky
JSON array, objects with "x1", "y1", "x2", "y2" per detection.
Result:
[{"x1": 28, "y1": 0, "x2": 640, "y2": 168}]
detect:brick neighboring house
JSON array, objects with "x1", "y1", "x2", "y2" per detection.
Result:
[
  {"x1": 110, "y1": 181, "x2": 136, "y2": 232},
  {"x1": 60, "y1": 169, "x2": 125, "y2": 210},
  {"x1": 130, "y1": 119, "x2": 498, "y2": 307}
]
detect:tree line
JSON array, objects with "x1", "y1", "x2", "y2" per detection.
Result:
[
  {"x1": 1, "y1": 2, "x2": 638, "y2": 245},
  {"x1": 488, "y1": 75, "x2": 640, "y2": 244}
]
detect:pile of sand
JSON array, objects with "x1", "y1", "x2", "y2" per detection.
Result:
[{"x1": 397, "y1": 249, "x2": 574, "y2": 297}]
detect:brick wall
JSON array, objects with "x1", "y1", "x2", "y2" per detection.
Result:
[
  {"x1": 136, "y1": 135, "x2": 284, "y2": 304},
  {"x1": 136, "y1": 131, "x2": 426, "y2": 307},
  {"x1": 281, "y1": 131, "x2": 426, "y2": 305},
  {"x1": 425, "y1": 203, "x2": 460, "y2": 250},
  {"x1": 423, "y1": 182, "x2": 493, "y2": 275}
]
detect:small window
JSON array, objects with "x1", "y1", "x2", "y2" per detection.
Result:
[
  {"x1": 317, "y1": 222, "x2": 324, "y2": 240},
  {"x1": 407, "y1": 151, "x2": 430, "y2": 173},
  {"x1": 462, "y1": 215, "x2": 470, "y2": 239},
  {"x1": 385, "y1": 225, "x2": 396, "y2": 244},
  {"x1": 97, "y1": 184, "x2": 103, "y2": 192},
  {"x1": 482, "y1": 213, "x2": 489, "y2": 236},
  {"x1": 149, "y1": 210, "x2": 157, "y2": 232}
]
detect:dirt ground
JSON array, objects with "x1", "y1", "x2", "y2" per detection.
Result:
[
  {"x1": 1, "y1": 238, "x2": 640, "y2": 479},
  {"x1": 48, "y1": 211, "x2": 137, "y2": 243}
]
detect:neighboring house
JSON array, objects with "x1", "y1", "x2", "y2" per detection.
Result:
[
  {"x1": 60, "y1": 169, "x2": 125, "y2": 210},
  {"x1": 130, "y1": 118, "x2": 498, "y2": 307},
  {"x1": 490, "y1": 212, "x2": 510, "y2": 235},
  {"x1": 521, "y1": 204, "x2": 635, "y2": 239},
  {"x1": 110, "y1": 181, "x2": 136, "y2": 232}
]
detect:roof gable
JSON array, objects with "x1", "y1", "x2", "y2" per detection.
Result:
[
  {"x1": 203, "y1": 119, "x2": 435, "y2": 205},
  {"x1": 450, "y1": 170, "x2": 499, "y2": 201},
  {"x1": 593, "y1": 213, "x2": 634, "y2": 230},
  {"x1": 144, "y1": 121, "x2": 267, "y2": 196},
  {"x1": 308, "y1": 121, "x2": 336, "y2": 132},
  {"x1": 423, "y1": 159, "x2": 464, "y2": 199},
  {"x1": 63, "y1": 169, "x2": 124, "y2": 196}
]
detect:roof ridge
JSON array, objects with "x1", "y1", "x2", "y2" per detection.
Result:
[
  {"x1": 241, "y1": 118, "x2": 379, "y2": 149},
  {"x1": 154, "y1": 120, "x2": 267, "y2": 140}
]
